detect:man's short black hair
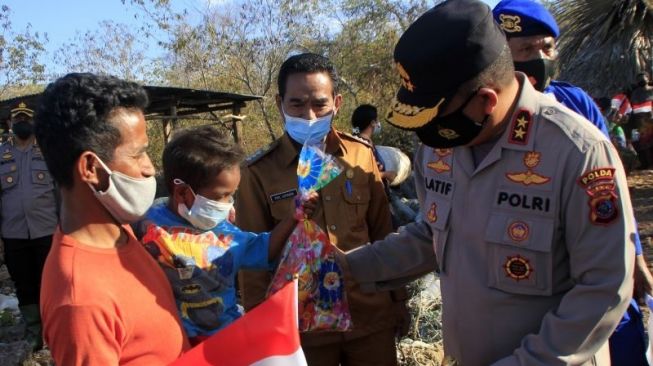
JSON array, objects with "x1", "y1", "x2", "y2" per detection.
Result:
[
  {"x1": 163, "y1": 125, "x2": 244, "y2": 194},
  {"x1": 351, "y1": 104, "x2": 378, "y2": 132},
  {"x1": 277, "y1": 53, "x2": 339, "y2": 98},
  {"x1": 34, "y1": 73, "x2": 148, "y2": 189}
]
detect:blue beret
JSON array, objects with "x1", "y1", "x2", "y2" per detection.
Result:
[{"x1": 492, "y1": 0, "x2": 560, "y2": 38}]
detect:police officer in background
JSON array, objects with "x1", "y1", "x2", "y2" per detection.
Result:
[
  {"x1": 340, "y1": 0, "x2": 634, "y2": 364},
  {"x1": 236, "y1": 53, "x2": 408, "y2": 366},
  {"x1": 492, "y1": 0, "x2": 609, "y2": 137},
  {"x1": 494, "y1": 3, "x2": 653, "y2": 364},
  {"x1": 1, "y1": 101, "x2": 58, "y2": 350}
]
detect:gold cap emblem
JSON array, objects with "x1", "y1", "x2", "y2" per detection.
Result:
[
  {"x1": 499, "y1": 14, "x2": 522, "y2": 33},
  {"x1": 10, "y1": 102, "x2": 34, "y2": 118}
]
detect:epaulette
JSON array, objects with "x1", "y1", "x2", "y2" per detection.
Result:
[
  {"x1": 538, "y1": 100, "x2": 604, "y2": 153},
  {"x1": 244, "y1": 139, "x2": 280, "y2": 166},
  {"x1": 337, "y1": 131, "x2": 373, "y2": 148}
]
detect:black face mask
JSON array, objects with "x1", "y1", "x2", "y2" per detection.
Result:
[
  {"x1": 638, "y1": 80, "x2": 648, "y2": 87},
  {"x1": 12, "y1": 121, "x2": 33, "y2": 140},
  {"x1": 416, "y1": 91, "x2": 488, "y2": 148},
  {"x1": 514, "y1": 58, "x2": 557, "y2": 92}
]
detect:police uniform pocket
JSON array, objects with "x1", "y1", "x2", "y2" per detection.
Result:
[
  {"x1": 485, "y1": 213, "x2": 554, "y2": 296},
  {"x1": 342, "y1": 183, "x2": 371, "y2": 232},
  {"x1": 0, "y1": 171, "x2": 17, "y2": 190},
  {"x1": 31, "y1": 160, "x2": 52, "y2": 185}
]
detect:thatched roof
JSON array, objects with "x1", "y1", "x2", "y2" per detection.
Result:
[{"x1": 552, "y1": 0, "x2": 653, "y2": 98}]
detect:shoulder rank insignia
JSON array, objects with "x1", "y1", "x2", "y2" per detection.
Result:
[
  {"x1": 499, "y1": 14, "x2": 522, "y2": 33},
  {"x1": 245, "y1": 140, "x2": 279, "y2": 166},
  {"x1": 338, "y1": 131, "x2": 372, "y2": 148},
  {"x1": 504, "y1": 254, "x2": 533, "y2": 281},
  {"x1": 427, "y1": 148, "x2": 452, "y2": 173},
  {"x1": 578, "y1": 168, "x2": 619, "y2": 226},
  {"x1": 508, "y1": 109, "x2": 532, "y2": 145},
  {"x1": 505, "y1": 151, "x2": 550, "y2": 186}
]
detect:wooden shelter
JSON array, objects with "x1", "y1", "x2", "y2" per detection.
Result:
[{"x1": 0, "y1": 86, "x2": 262, "y2": 143}]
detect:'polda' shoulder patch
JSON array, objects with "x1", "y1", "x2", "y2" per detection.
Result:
[{"x1": 578, "y1": 168, "x2": 619, "y2": 226}]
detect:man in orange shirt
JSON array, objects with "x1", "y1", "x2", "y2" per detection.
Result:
[{"x1": 34, "y1": 73, "x2": 189, "y2": 365}]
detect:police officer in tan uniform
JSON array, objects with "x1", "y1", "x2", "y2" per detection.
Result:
[
  {"x1": 236, "y1": 53, "x2": 408, "y2": 366},
  {"x1": 1, "y1": 101, "x2": 58, "y2": 350},
  {"x1": 341, "y1": 1, "x2": 635, "y2": 365}
]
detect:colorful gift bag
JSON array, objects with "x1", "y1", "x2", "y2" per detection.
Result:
[{"x1": 267, "y1": 144, "x2": 352, "y2": 332}]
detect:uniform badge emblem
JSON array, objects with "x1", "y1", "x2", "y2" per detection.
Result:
[
  {"x1": 5, "y1": 176, "x2": 13, "y2": 184},
  {"x1": 2, "y1": 152, "x2": 12, "y2": 160},
  {"x1": 504, "y1": 254, "x2": 533, "y2": 281},
  {"x1": 578, "y1": 168, "x2": 619, "y2": 225},
  {"x1": 508, "y1": 109, "x2": 532, "y2": 145},
  {"x1": 427, "y1": 148, "x2": 452, "y2": 173},
  {"x1": 346, "y1": 169, "x2": 355, "y2": 179},
  {"x1": 427, "y1": 203, "x2": 438, "y2": 223},
  {"x1": 438, "y1": 128, "x2": 459, "y2": 140},
  {"x1": 506, "y1": 151, "x2": 550, "y2": 186},
  {"x1": 499, "y1": 14, "x2": 522, "y2": 33},
  {"x1": 507, "y1": 221, "x2": 529, "y2": 242},
  {"x1": 37, "y1": 172, "x2": 45, "y2": 180}
]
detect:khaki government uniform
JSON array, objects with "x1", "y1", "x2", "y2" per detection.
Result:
[
  {"x1": 345, "y1": 77, "x2": 635, "y2": 365},
  {"x1": 236, "y1": 128, "x2": 404, "y2": 364}
]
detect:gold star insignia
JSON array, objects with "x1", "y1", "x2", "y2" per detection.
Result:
[
  {"x1": 516, "y1": 116, "x2": 529, "y2": 128},
  {"x1": 513, "y1": 128, "x2": 526, "y2": 139}
]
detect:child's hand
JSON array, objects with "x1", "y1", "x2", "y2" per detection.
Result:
[{"x1": 301, "y1": 192, "x2": 320, "y2": 219}]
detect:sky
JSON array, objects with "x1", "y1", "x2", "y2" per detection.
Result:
[{"x1": 6, "y1": 0, "x2": 500, "y2": 72}]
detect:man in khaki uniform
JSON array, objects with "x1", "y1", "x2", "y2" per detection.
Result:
[
  {"x1": 236, "y1": 53, "x2": 407, "y2": 366},
  {"x1": 342, "y1": 1, "x2": 635, "y2": 365}
]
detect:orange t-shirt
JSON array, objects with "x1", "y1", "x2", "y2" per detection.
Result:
[{"x1": 41, "y1": 226, "x2": 190, "y2": 366}]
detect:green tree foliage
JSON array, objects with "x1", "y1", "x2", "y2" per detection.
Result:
[
  {"x1": 0, "y1": 5, "x2": 46, "y2": 98},
  {"x1": 52, "y1": 21, "x2": 158, "y2": 83}
]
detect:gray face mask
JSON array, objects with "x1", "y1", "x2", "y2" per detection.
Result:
[{"x1": 88, "y1": 155, "x2": 156, "y2": 224}]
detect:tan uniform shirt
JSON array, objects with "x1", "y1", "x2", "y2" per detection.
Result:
[
  {"x1": 236, "y1": 129, "x2": 400, "y2": 346},
  {"x1": 345, "y1": 77, "x2": 635, "y2": 365}
]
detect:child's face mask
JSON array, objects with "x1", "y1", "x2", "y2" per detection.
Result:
[{"x1": 174, "y1": 179, "x2": 234, "y2": 230}]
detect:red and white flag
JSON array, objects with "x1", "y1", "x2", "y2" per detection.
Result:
[{"x1": 170, "y1": 280, "x2": 306, "y2": 366}]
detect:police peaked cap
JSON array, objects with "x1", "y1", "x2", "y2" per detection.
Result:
[
  {"x1": 10, "y1": 102, "x2": 33, "y2": 118},
  {"x1": 387, "y1": 0, "x2": 506, "y2": 130},
  {"x1": 492, "y1": 0, "x2": 560, "y2": 38}
]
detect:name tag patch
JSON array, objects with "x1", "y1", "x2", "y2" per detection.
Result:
[
  {"x1": 424, "y1": 177, "x2": 454, "y2": 197},
  {"x1": 496, "y1": 191, "x2": 551, "y2": 213},
  {"x1": 270, "y1": 189, "x2": 297, "y2": 202}
]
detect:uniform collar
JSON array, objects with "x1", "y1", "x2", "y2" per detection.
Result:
[{"x1": 278, "y1": 127, "x2": 346, "y2": 167}]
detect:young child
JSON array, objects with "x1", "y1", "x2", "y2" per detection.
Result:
[{"x1": 137, "y1": 125, "x2": 316, "y2": 345}]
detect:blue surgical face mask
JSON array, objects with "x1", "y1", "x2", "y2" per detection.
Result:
[
  {"x1": 283, "y1": 107, "x2": 333, "y2": 145},
  {"x1": 174, "y1": 179, "x2": 233, "y2": 230}
]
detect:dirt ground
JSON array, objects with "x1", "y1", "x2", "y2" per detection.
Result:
[{"x1": 630, "y1": 170, "x2": 653, "y2": 244}]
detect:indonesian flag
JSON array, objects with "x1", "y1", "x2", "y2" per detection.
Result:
[
  {"x1": 632, "y1": 100, "x2": 653, "y2": 114},
  {"x1": 611, "y1": 94, "x2": 632, "y2": 115},
  {"x1": 170, "y1": 280, "x2": 306, "y2": 366}
]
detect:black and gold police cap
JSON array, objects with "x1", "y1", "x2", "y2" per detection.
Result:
[
  {"x1": 387, "y1": 0, "x2": 506, "y2": 130},
  {"x1": 10, "y1": 102, "x2": 34, "y2": 118}
]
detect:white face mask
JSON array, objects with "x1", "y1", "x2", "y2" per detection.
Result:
[
  {"x1": 88, "y1": 155, "x2": 157, "y2": 224},
  {"x1": 283, "y1": 106, "x2": 333, "y2": 145},
  {"x1": 175, "y1": 179, "x2": 234, "y2": 230},
  {"x1": 373, "y1": 122, "x2": 382, "y2": 135}
]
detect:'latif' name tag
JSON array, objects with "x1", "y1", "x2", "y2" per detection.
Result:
[{"x1": 270, "y1": 189, "x2": 297, "y2": 202}]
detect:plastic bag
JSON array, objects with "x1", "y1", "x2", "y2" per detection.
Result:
[{"x1": 267, "y1": 144, "x2": 352, "y2": 332}]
